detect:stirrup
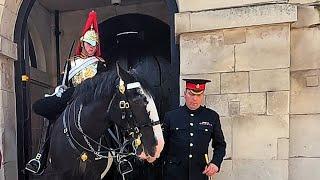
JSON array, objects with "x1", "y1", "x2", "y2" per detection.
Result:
[{"x1": 25, "y1": 153, "x2": 43, "y2": 175}]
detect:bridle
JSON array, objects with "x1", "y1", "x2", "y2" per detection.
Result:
[
  {"x1": 62, "y1": 76, "x2": 161, "y2": 177},
  {"x1": 115, "y1": 79, "x2": 161, "y2": 147}
]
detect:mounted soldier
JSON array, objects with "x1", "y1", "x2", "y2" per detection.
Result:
[{"x1": 26, "y1": 10, "x2": 108, "y2": 175}]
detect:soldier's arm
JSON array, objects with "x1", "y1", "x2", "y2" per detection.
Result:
[{"x1": 210, "y1": 112, "x2": 226, "y2": 170}]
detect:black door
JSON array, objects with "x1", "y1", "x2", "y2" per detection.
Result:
[{"x1": 99, "y1": 13, "x2": 176, "y2": 121}]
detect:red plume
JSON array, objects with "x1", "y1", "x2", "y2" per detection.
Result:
[{"x1": 75, "y1": 10, "x2": 101, "y2": 56}]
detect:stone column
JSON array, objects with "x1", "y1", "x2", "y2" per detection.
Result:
[
  {"x1": 290, "y1": 4, "x2": 320, "y2": 180},
  {"x1": 0, "y1": 0, "x2": 21, "y2": 179}
]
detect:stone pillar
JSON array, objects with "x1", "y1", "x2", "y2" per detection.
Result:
[
  {"x1": 177, "y1": 3, "x2": 296, "y2": 180},
  {"x1": 290, "y1": 4, "x2": 320, "y2": 180}
]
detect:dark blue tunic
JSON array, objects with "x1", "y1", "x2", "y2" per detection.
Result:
[{"x1": 163, "y1": 105, "x2": 226, "y2": 180}]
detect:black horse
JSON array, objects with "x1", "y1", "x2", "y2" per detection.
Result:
[{"x1": 48, "y1": 64, "x2": 164, "y2": 179}]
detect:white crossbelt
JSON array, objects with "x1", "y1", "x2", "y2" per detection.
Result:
[{"x1": 68, "y1": 56, "x2": 100, "y2": 81}]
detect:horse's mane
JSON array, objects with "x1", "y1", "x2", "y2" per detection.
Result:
[
  {"x1": 72, "y1": 70, "x2": 118, "y2": 105},
  {"x1": 71, "y1": 67, "x2": 154, "y2": 106}
]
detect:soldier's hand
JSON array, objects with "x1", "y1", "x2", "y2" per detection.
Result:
[{"x1": 202, "y1": 163, "x2": 219, "y2": 177}]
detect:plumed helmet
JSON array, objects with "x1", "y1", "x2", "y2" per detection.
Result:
[{"x1": 75, "y1": 10, "x2": 101, "y2": 56}]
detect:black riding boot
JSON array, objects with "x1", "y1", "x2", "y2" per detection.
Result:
[{"x1": 25, "y1": 119, "x2": 51, "y2": 175}]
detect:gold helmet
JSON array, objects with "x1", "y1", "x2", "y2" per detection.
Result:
[{"x1": 80, "y1": 25, "x2": 99, "y2": 46}]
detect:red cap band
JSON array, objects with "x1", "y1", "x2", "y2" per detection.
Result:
[{"x1": 186, "y1": 82, "x2": 206, "y2": 91}]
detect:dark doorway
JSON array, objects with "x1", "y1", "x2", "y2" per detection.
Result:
[
  {"x1": 100, "y1": 13, "x2": 176, "y2": 120},
  {"x1": 14, "y1": 1, "x2": 178, "y2": 180}
]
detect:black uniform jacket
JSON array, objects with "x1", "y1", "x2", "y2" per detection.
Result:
[{"x1": 162, "y1": 105, "x2": 226, "y2": 180}]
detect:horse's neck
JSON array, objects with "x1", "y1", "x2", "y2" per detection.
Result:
[{"x1": 78, "y1": 99, "x2": 111, "y2": 139}]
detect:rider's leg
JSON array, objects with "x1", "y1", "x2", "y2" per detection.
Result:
[
  {"x1": 25, "y1": 119, "x2": 51, "y2": 174},
  {"x1": 26, "y1": 87, "x2": 74, "y2": 174}
]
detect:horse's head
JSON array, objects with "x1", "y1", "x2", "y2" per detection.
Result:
[{"x1": 108, "y1": 63, "x2": 164, "y2": 163}]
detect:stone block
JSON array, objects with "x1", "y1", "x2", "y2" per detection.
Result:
[
  {"x1": 0, "y1": 36, "x2": 17, "y2": 60},
  {"x1": 305, "y1": 75, "x2": 319, "y2": 87},
  {"x1": 0, "y1": 7, "x2": 16, "y2": 41},
  {"x1": 277, "y1": 138, "x2": 289, "y2": 160},
  {"x1": 221, "y1": 72, "x2": 249, "y2": 94},
  {"x1": 292, "y1": 5, "x2": 320, "y2": 28},
  {"x1": 180, "y1": 32, "x2": 235, "y2": 74},
  {"x1": 174, "y1": 12, "x2": 190, "y2": 35},
  {"x1": 291, "y1": 69, "x2": 320, "y2": 114},
  {"x1": 175, "y1": 4, "x2": 297, "y2": 35},
  {"x1": 206, "y1": 93, "x2": 266, "y2": 117},
  {"x1": 0, "y1": 107, "x2": 4, "y2": 126},
  {"x1": 0, "y1": 58, "x2": 14, "y2": 92},
  {"x1": 2, "y1": 161, "x2": 18, "y2": 180},
  {"x1": 3, "y1": 123, "x2": 17, "y2": 162},
  {"x1": 223, "y1": 28, "x2": 246, "y2": 45},
  {"x1": 250, "y1": 68, "x2": 290, "y2": 92},
  {"x1": 289, "y1": 158, "x2": 320, "y2": 180},
  {"x1": 207, "y1": 95, "x2": 229, "y2": 117},
  {"x1": 180, "y1": 73, "x2": 220, "y2": 95},
  {"x1": 289, "y1": 0, "x2": 320, "y2": 4},
  {"x1": 3, "y1": 0, "x2": 21, "y2": 14},
  {"x1": 177, "y1": 0, "x2": 277, "y2": 12},
  {"x1": 235, "y1": 25, "x2": 290, "y2": 71},
  {"x1": 233, "y1": 160, "x2": 288, "y2": 180},
  {"x1": 233, "y1": 115, "x2": 289, "y2": 159},
  {"x1": 290, "y1": 114, "x2": 320, "y2": 157},
  {"x1": 291, "y1": 28, "x2": 320, "y2": 71},
  {"x1": 267, "y1": 91, "x2": 289, "y2": 115}
]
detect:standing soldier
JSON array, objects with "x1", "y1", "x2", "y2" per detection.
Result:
[
  {"x1": 25, "y1": 10, "x2": 108, "y2": 175},
  {"x1": 162, "y1": 79, "x2": 226, "y2": 180}
]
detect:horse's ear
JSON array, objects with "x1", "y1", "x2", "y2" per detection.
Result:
[{"x1": 116, "y1": 62, "x2": 135, "y2": 83}]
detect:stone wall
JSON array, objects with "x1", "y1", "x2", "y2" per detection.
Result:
[
  {"x1": 177, "y1": 1, "x2": 320, "y2": 180},
  {"x1": 180, "y1": 23, "x2": 291, "y2": 180}
]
